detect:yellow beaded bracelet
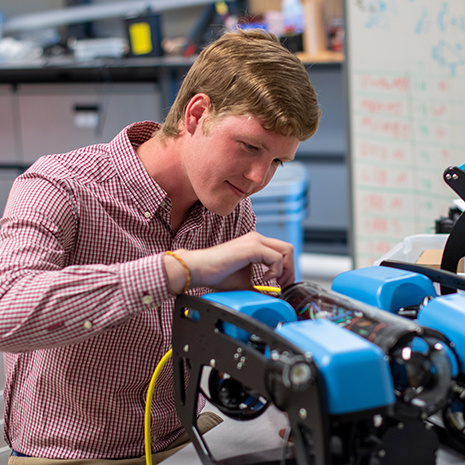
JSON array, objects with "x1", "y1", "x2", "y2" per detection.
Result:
[{"x1": 164, "y1": 251, "x2": 191, "y2": 294}]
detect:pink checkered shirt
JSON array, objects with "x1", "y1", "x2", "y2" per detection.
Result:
[{"x1": 0, "y1": 121, "x2": 267, "y2": 459}]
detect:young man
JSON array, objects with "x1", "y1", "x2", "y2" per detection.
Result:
[{"x1": 0, "y1": 29, "x2": 320, "y2": 463}]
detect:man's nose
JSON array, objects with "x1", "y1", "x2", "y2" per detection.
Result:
[{"x1": 244, "y1": 162, "x2": 272, "y2": 187}]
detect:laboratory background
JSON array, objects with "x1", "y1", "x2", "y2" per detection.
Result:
[{"x1": 1, "y1": 1, "x2": 465, "y2": 463}]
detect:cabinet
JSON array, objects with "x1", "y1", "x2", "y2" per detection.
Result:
[
  {"x1": 0, "y1": 81, "x2": 163, "y2": 220},
  {"x1": 15, "y1": 83, "x2": 162, "y2": 163}
]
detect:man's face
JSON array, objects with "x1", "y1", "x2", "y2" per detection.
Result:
[
  {"x1": 180, "y1": 115, "x2": 299, "y2": 216},
  {"x1": 183, "y1": 113, "x2": 300, "y2": 216}
]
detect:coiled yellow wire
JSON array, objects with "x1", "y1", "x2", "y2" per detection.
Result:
[
  {"x1": 144, "y1": 348, "x2": 173, "y2": 465},
  {"x1": 144, "y1": 286, "x2": 279, "y2": 464}
]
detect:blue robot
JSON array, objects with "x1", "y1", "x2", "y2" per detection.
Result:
[{"x1": 171, "y1": 289, "x2": 441, "y2": 465}]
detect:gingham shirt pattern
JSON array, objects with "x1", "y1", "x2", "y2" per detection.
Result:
[{"x1": 0, "y1": 121, "x2": 264, "y2": 459}]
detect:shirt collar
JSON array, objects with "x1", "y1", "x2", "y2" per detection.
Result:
[{"x1": 109, "y1": 121, "x2": 170, "y2": 215}]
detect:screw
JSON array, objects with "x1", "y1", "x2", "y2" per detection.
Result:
[
  {"x1": 289, "y1": 362, "x2": 312, "y2": 387},
  {"x1": 299, "y1": 408, "x2": 307, "y2": 419},
  {"x1": 183, "y1": 345, "x2": 189, "y2": 353}
]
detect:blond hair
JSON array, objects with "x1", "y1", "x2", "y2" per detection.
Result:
[{"x1": 161, "y1": 29, "x2": 320, "y2": 141}]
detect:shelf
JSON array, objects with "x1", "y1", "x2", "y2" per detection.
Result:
[
  {"x1": 4, "y1": 0, "x2": 215, "y2": 34},
  {"x1": 0, "y1": 56, "x2": 196, "y2": 84},
  {"x1": 0, "y1": 52, "x2": 343, "y2": 84},
  {"x1": 296, "y1": 50, "x2": 344, "y2": 64}
]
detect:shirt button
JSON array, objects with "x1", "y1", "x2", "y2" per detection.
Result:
[
  {"x1": 160, "y1": 200, "x2": 166, "y2": 208},
  {"x1": 84, "y1": 320, "x2": 93, "y2": 330},
  {"x1": 142, "y1": 295, "x2": 154, "y2": 305},
  {"x1": 144, "y1": 212, "x2": 152, "y2": 219}
]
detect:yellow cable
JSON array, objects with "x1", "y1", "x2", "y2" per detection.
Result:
[
  {"x1": 254, "y1": 285, "x2": 282, "y2": 294},
  {"x1": 145, "y1": 348, "x2": 173, "y2": 465},
  {"x1": 144, "y1": 288, "x2": 278, "y2": 464}
]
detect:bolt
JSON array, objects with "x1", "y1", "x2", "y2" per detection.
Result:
[
  {"x1": 210, "y1": 359, "x2": 216, "y2": 368},
  {"x1": 299, "y1": 408, "x2": 307, "y2": 420},
  {"x1": 183, "y1": 344, "x2": 189, "y2": 353},
  {"x1": 289, "y1": 362, "x2": 312, "y2": 386},
  {"x1": 378, "y1": 449, "x2": 386, "y2": 458}
]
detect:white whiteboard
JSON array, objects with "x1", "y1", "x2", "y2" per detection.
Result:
[{"x1": 346, "y1": 0, "x2": 465, "y2": 268}]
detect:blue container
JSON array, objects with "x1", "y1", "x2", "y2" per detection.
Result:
[
  {"x1": 331, "y1": 266, "x2": 437, "y2": 313},
  {"x1": 276, "y1": 319, "x2": 395, "y2": 415},
  {"x1": 251, "y1": 161, "x2": 308, "y2": 206},
  {"x1": 251, "y1": 162, "x2": 308, "y2": 281},
  {"x1": 202, "y1": 290, "x2": 297, "y2": 343}
]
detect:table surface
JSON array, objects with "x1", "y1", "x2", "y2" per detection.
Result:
[{"x1": 164, "y1": 405, "x2": 465, "y2": 465}]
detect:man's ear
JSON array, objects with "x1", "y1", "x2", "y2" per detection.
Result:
[{"x1": 184, "y1": 93, "x2": 211, "y2": 135}]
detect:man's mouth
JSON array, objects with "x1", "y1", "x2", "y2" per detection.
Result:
[{"x1": 227, "y1": 181, "x2": 249, "y2": 198}]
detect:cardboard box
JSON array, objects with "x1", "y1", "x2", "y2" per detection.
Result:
[
  {"x1": 302, "y1": 0, "x2": 327, "y2": 55},
  {"x1": 248, "y1": 0, "x2": 281, "y2": 15},
  {"x1": 416, "y1": 249, "x2": 464, "y2": 272}
]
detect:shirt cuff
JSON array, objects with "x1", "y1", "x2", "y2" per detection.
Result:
[{"x1": 119, "y1": 254, "x2": 171, "y2": 314}]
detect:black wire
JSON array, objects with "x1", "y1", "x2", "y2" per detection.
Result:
[{"x1": 280, "y1": 426, "x2": 292, "y2": 465}]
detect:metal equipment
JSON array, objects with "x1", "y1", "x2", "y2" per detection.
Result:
[{"x1": 172, "y1": 289, "x2": 441, "y2": 465}]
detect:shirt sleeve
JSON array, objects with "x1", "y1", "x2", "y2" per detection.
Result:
[{"x1": 0, "y1": 175, "x2": 171, "y2": 353}]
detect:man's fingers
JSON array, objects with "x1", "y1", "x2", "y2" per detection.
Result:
[{"x1": 175, "y1": 232, "x2": 296, "y2": 290}]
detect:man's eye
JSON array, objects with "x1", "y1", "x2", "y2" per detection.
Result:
[{"x1": 244, "y1": 143, "x2": 258, "y2": 151}]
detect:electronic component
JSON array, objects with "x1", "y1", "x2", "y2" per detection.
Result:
[
  {"x1": 281, "y1": 281, "x2": 453, "y2": 421},
  {"x1": 330, "y1": 263, "x2": 465, "y2": 454}
]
